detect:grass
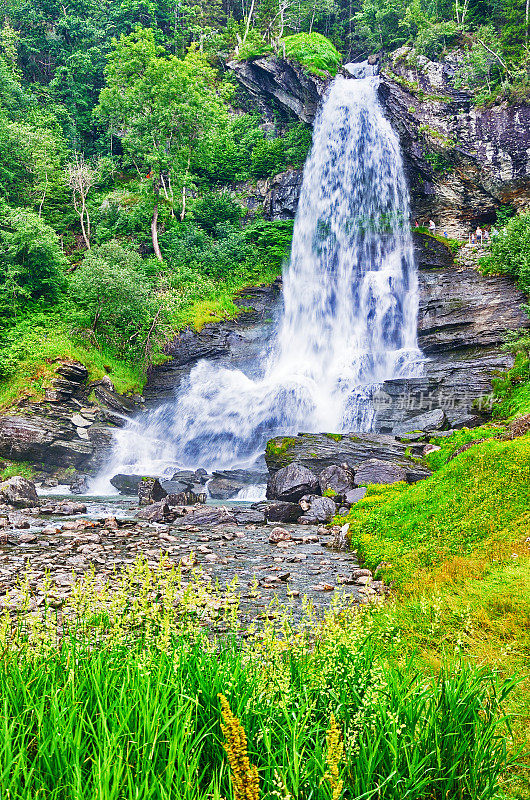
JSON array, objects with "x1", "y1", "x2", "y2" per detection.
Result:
[
  {"x1": 340, "y1": 434, "x2": 530, "y2": 589},
  {"x1": 0, "y1": 267, "x2": 281, "y2": 409},
  {"x1": 0, "y1": 559, "x2": 520, "y2": 800}
]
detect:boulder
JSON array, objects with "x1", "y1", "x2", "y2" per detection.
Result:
[
  {"x1": 172, "y1": 469, "x2": 209, "y2": 485},
  {"x1": 269, "y1": 527, "x2": 291, "y2": 543},
  {"x1": 233, "y1": 509, "x2": 266, "y2": 525},
  {"x1": 344, "y1": 487, "x2": 367, "y2": 506},
  {"x1": 207, "y1": 477, "x2": 245, "y2": 500},
  {"x1": 253, "y1": 501, "x2": 301, "y2": 523},
  {"x1": 160, "y1": 479, "x2": 189, "y2": 495},
  {"x1": 266, "y1": 462, "x2": 319, "y2": 502},
  {"x1": 135, "y1": 500, "x2": 176, "y2": 523},
  {"x1": 354, "y1": 459, "x2": 407, "y2": 486},
  {"x1": 110, "y1": 474, "x2": 155, "y2": 495},
  {"x1": 138, "y1": 478, "x2": 167, "y2": 506},
  {"x1": 299, "y1": 495, "x2": 337, "y2": 523},
  {"x1": 0, "y1": 477, "x2": 39, "y2": 508},
  {"x1": 179, "y1": 508, "x2": 237, "y2": 527},
  {"x1": 318, "y1": 464, "x2": 355, "y2": 498},
  {"x1": 393, "y1": 408, "x2": 449, "y2": 436}
]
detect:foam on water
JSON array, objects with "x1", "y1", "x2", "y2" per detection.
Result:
[{"x1": 92, "y1": 70, "x2": 422, "y2": 493}]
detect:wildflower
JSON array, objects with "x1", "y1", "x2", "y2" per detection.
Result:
[
  {"x1": 218, "y1": 693, "x2": 259, "y2": 800},
  {"x1": 322, "y1": 714, "x2": 344, "y2": 800}
]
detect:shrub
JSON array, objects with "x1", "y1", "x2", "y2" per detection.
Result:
[
  {"x1": 280, "y1": 32, "x2": 341, "y2": 77},
  {"x1": 480, "y1": 211, "x2": 530, "y2": 294},
  {"x1": 0, "y1": 205, "x2": 67, "y2": 320},
  {"x1": 68, "y1": 241, "x2": 165, "y2": 360}
]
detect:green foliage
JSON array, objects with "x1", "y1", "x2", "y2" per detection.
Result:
[
  {"x1": 424, "y1": 151, "x2": 452, "y2": 174},
  {"x1": 250, "y1": 123, "x2": 312, "y2": 177},
  {"x1": 192, "y1": 191, "x2": 242, "y2": 234},
  {"x1": 480, "y1": 211, "x2": 530, "y2": 294},
  {"x1": 68, "y1": 241, "x2": 166, "y2": 360},
  {"x1": 0, "y1": 205, "x2": 67, "y2": 319},
  {"x1": 340, "y1": 434, "x2": 530, "y2": 588},
  {"x1": 280, "y1": 32, "x2": 341, "y2": 77}
]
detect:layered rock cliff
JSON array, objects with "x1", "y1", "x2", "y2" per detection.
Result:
[{"x1": 229, "y1": 52, "x2": 530, "y2": 236}]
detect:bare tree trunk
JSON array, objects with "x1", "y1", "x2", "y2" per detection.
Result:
[
  {"x1": 526, "y1": 0, "x2": 529, "y2": 45},
  {"x1": 38, "y1": 172, "x2": 48, "y2": 218},
  {"x1": 151, "y1": 178, "x2": 163, "y2": 261},
  {"x1": 242, "y1": 0, "x2": 255, "y2": 45}
]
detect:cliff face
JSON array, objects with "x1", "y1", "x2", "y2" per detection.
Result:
[
  {"x1": 379, "y1": 48, "x2": 530, "y2": 237},
  {"x1": 229, "y1": 52, "x2": 530, "y2": 236}
]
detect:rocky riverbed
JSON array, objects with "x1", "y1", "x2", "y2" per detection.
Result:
[{"x1": 0, "y1": 491, "x2": 386, "y2": 622}]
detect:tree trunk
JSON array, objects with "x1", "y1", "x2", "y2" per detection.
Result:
[{"x1": 151, "y1": 179, "x2": 163, "y2": 261}]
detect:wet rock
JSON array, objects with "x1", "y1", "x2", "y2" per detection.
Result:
[
  {"x1": 318, "y1": 464, "x2": 355, "y2": 499},
  {"x1": 111, "y1": 474, "x2": 153, "y2": 495},
  {"x1": 172, "y1": 469, "x2": 209, "y2": 485},
  {"x1": 0, "y1": 476, "x2": 39, "y2": 508},
  {"x1": 160, "y1": 479, "x2": 189, "y2": 495},
  {"x1": 234, "y1": 509, "x2": 266, "y2": 525},
  {"x1": 393, "y1": 408, "x2": 449, "y2": 436},
  {"x1": 179, "y1": 508, "x2": 237, "y2": 527},
  {"x1": 138, "y1": 478, "x2": 167, "y2": 506},
  {"x1": 207, "y1": 477, "x2": 245, "y2": 500},
  {"x1": 227, "y1": 56, "x2": 328, "y2": 124},
  {"x1": 40, "y1": 502, "x2": 87, "y2": 515},
  {"x1": 354, "y1": 459, "x2": 407, "y2": 486},
  {"x1": 266, "y1": 462, "x2": 319, "y2": 502},
  {"x1": 255, "y1": 501, "x2": 301, "y2": 523},
  {"x1": 327, "y1": 523, "x2": 350, "y2": 551},
  {"x1": 299, "y1": 495, "x2": 337, "y2": 523},
  {"x1": 135, "y1": 501, "x2": 177, "y2": 523},
  {"x1": 269, "y1": 527, "x2": 291, "y2": 544},
  {"x1": 344, "y1": 487, "x2": 367, "y2": 506}
]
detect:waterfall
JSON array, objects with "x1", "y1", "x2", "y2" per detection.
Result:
[{"x1": 93, "y1": 70, "x2": 422, "y2": 490}]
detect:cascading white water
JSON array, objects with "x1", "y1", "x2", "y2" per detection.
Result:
[{"x1": 93, "y1": 70, "x2": 422, "y2": 490}]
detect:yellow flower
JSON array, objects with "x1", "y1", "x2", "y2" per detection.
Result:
[{"x1": 218, "y1": 694, "x2": 260, "y2": 800}]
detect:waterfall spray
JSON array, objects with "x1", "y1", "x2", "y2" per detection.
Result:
[{"x1": 94, "y1": 70, "x2": 422, "y2": 489}]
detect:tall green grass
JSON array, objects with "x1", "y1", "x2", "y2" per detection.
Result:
[{"x1": 0, "y1": 560, "x2": 518, "y2": 800}]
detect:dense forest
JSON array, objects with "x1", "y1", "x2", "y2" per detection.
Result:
[{"x1": 0, "y1": 0, "x2": 529, "y2": 403}]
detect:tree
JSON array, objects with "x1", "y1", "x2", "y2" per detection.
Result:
[
  {"x1": 96, "y1": 27, "x2": 227, "y2": 261},
  {"x1": 68, "y1": 241, "x2": 166, "y2": 359},
  {"x1": 0, "y1": 205, "x2": 68, "y2": 319},
  {"x1": 66, "y1": 153, "x2": 96, "y2": 249}
]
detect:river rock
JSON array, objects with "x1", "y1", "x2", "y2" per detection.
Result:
[
  {"x1": 354, "y1": 459, "x2": 407, "y2": 486},
  {"x1": 0, "y1": 477, "x2": 39, "y2": 508},
  {"x1": 179, "y1": 508, "x2": 237, "y2": 527},
  {"x1": 110, "y1": 474, "x2": 153, "y2": 495},
  {"x1": 344, "y1": 487, "x2": 367, "y2": 506},
  {"x1": 269, "y1": 527, "x2": 291, "y2": 543},
  {"x1": 318, "y1": 464, "x2": 355, "y2": 499},
  {"x1": 207, "y1": 477, "x2": 245, "y2": 500},
  {"x1": 266, "y1": 462, "x2": 319, "y2": 502},
  {"x1": 299, "y1": 495, "x2": 337, "y2": 523},
  {"x1": 393, "y1": 408, "x2": 449, "y2": 436},
  {"x1": 138, "y1": 478, "x2": 167, "y2": 506},
  {"x1": 233, "y1": 509, "x2": 266, "y2": 525},
  {"x1": 255, "y1": 501, "x2": 301, "y2": 523},
  {"x1": 135, "y1": 500, "x2": 176, "y2": 523}
]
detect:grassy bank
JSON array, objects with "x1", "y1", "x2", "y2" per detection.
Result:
[{"x1": 336, "y1": 428, "x2": 530, "y2": 798}]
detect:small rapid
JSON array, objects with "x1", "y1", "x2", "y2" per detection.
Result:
[{"x1": 93, "y1": 70, "x2": 422, "y2": 490}]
